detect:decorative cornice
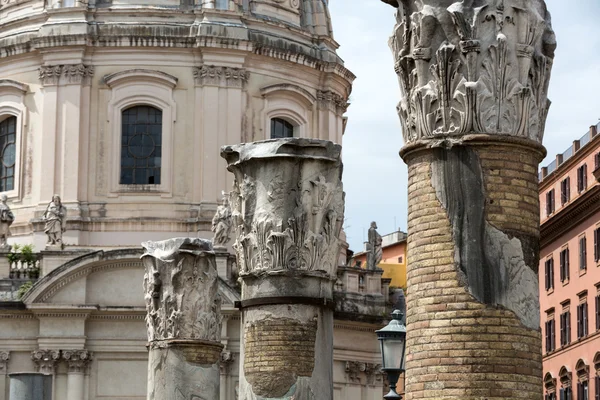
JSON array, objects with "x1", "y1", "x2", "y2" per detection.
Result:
[
  {"x1": 317, "y1": 90, "x2": 349, "y2": 115},
  {"x1": 39, "y1": 64, "x2": 94, "y2": 86},
  {"x1": 0, "y1": 351, "x2": 9, "y2": 374},
  {"x1": 31, "y1": 349, "x2": 60, "y2": 374},
  {"x1": 193, "y1": 65, "x2": 248, "y2": 88},
  {"x1": 62, "y1": 349, "x2": 92, "y2": 374},
  {"x1": 103, "y1": 69, "x2": 178, "y2": 89},
  {"x1": 0, "y1": 79, "x2": 28, "y2": 94}
]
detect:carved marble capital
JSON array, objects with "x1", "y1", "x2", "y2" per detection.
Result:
[
  {"x1": 193, "y1": 65, "x2": 248, "y2": 88},
  {"x1": 390, "y1": 0, "x2": 556, "y2": 145},
  {"x1": 31, "y1": 349, "x2": 60, "y2": 374},
  {"x1": 62, "y1": 349, "x2": 92, "y2": 374},
  {"x1": 0, "y1": 351, "x2": 9, "y2": 374},
  {"x1": 142, "y1": 238, "x2": 222, "y2": 345},
  {"x1": 221, "y1": 139, "x2": 344, "y2": 282},
  {"x1": 220, "y1": 350, "x2": 235, "y2": 375},
  {"x1": 39, "y1": 64, "x2": 94, "y2": 86},
  {"x1": 317, "y1": 90, "x2": 349, "y2": 115}
]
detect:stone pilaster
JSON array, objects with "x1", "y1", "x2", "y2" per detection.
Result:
[
  {"x1": 221, "y1": 138, "x2": 344, "y2": 400},
  {"x1": 141, "y1": 238, "x2": 223, "y2": 400},
  {"x1": 383, "y1": 0, "x2": 556, "y2": 398},
  {"x1": 62, "y1": 350, "x2": 92, "y2": 400},
  {"x1": 31, "y1": 349, "x2": 60, "y2": 375},
  {"x1": 0, "y1": 351, "x2": 9, "y2": 398}
]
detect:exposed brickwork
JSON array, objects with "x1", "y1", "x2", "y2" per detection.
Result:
[
  {"x1": 405, "y1": 147, "x2": 542, "y2": 400},
  {"x1": 244, "y1": 316, "x2": 317, "y2": 397}
]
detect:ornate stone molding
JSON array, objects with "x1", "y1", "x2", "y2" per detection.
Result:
[
  {"x1": 0, "y1": 351, "x2": 9, "y2": 374},
  {"x1": 221, "y1": 139, "x2": 344, "y2": 281},
  {"x1": 141, "y1": 238, "x2": 222, "y2": 345},
  {"x1": 317, "y1": 90, "x2": 349, "y2": 115},
  {"x1": 39, "y1": 64, "x2": 94, "y2": 86},
  {"x1": 31, "y1": 349, "x2": 60, "y2": 374},
  {"x1": 389, "y1": 0, "x2": 556, "y2": 145},
  {"x1": 220, "y1": 350, "x2": 235, "y2": 375},
  {"x1": 193, "y1": 66, "x2": 248, "y2": 88},
  {"x1": 344, "y1": 361, "x2": 382, "y2": 385},
  {"x1": 62, "y1": 349, "x2": 92, "y2": 374}
]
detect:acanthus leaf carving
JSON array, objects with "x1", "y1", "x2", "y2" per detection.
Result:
[
  {"x1": 31, "y1": 349, "x2": 60, "y2": 374},
  {"x1": 390, "y1": 0, "x2": 556, "y2": 144},
  {"x1": 62, "y1": 349, "x2": 93, "y2": 373}
]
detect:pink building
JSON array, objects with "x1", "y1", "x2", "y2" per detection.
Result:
[{"x1": 539, "y1": 124, "x2": 600, "y2": 400}]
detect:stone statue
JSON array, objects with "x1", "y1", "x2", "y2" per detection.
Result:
[
  {"x1": 42, "y1": 195, "x2": 66, "y2": 248},
  {"x1": 367, "y1": 221, "x2": 383, "y2": 270},
  {"x1": 0, "y1": 194, "x2": 14, "y2": 250},
  {"x1": 211, "y1": 191, "x2": 232, "y2": 248}
]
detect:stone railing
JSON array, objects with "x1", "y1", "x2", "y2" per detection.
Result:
[
  {"x1": 333, "y1": 266, "x2": 389, "y2": 321},
  {"x1": 8, "y1": 257, "x2": 41, "y2": 280}
]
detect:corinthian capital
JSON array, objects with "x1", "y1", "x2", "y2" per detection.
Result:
[
  {"x1": 31, "y1": 349, "x2": 60, "y2": 374},
  {"x1": 0, "y1": 351, "x2": 9, "y2": 374},
  {"x1": 193, "y1": 65, "x2": 249, "y2": 88},
  {"x1": 141, "y1": 238, "x2": 222, "y2": 346},
  {"x1": 221, "y1": 138, "x2": 344, "y2": 282},
  {"x1": 390, "y1": 0, "x2": 556, "y2": 145},
  {"x1": 62, "y1": 349, "x2": 92, "y2": 373}
]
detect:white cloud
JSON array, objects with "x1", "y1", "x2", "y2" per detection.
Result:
[{"x1": 330, "y1": 0, "x2": 600, "y2": 251}]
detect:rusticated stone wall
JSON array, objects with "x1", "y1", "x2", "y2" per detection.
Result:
[{"x1": 404, "y1": 140, "x2": 544, "y2": 400}]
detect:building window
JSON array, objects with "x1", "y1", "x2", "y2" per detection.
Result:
[
  {"x1": 545, "y1": 393, "x2": 556, "y2": 400},
  {"x1": 577, "y1": 164, "x2": 588, "y2": 193},
  {"x1": 560, "y1": 248, "x2": 570, "y2": 283},
  {"x1": 595, "y1": 375, "x2": 599, "y2": 400},
  {"x1": 576, "y1": 360, "x2": 590, "y2": 400},
  {"x1": 0, "y1": 116, "x2": 16, "y2": 192},
  {"x1": 560, "y1": 308, "x2": 571, "y2": 347},
  {"x1": 578, "y1": 381, "x2": 589, "y2": 400},
  {"x1": 270, "y1": 118, "x2": 294, "y2": 139},
  {"x1": 120, "y1": 106, "x2": 162, "y2": 185},
  {"x1": 545, "y1": 258, "x2": 555, "y2": 290},
  {"x1": 577, "y1": 301, "x2": 589, "y2": 339},
  {"x1": 594, "y1": 227, "x2": 600, "y2": 263},
  {"x1": 545, "y1": 373, "x2": 558, "y2": 400},
  {"x1": 215, "y1": 0, "x2": 228, "y2": 9},
  {"x1": 595, "y1": 152, "x2": 600, "y2": 170},
  {"x1": 596, "y1": 292, "x2": 599, "y2": 332},
  {"x1": 580, "y1": 236, "x2": 587, "y2": 271},
  {"x1": 547, "y1": 189, "x2": 555, "y2": 216},
  {"x1": 545, "y1": 318, "x2": 556, "y2": 353},
  {"x1": 561, "y1": 177, "x2": 571, "y2": 205}
]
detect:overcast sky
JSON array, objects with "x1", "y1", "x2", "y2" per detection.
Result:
[{"x1": 329, "y1": 1, "x2": 600, "y2": 252}]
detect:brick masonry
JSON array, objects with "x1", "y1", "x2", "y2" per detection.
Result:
[
  {"x1": 404, "y1": 143, "x2": 543, "y2": 400},
  {"x1": 243, "y1": 315, "x2": 317, "y2": 397}
]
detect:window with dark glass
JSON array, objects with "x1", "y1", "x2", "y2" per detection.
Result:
[
  {"x1": 120, "y1": 106, "x2": 162, "y2": 185},
  {"x1": 270, "y1": 118, "x2": 294, "y2": 139},
  {"x1": 561, "y1": 177, "x2": 570, "y2": 205},
  {"x1": 577, "y1": 302, "x2": 588, "y2": 339},
  {"x1": 596, "y1": 293, "x2": 600, "y2": 331},
  {"x1": 595, "y1": 375, "x2": 599, "y2": 400},
  {"x1": 560, "y1": 387, "x2": 573, "y2": 400},
  {"x1": 594, "y1": 227, "x2": 600, "y2": 263},
  {"x1": 545, "y1": 258, "x2": 555, "y2": 290},
  {"x1": 578, "y1": 164, "x2": 588, "y2": 193},
  {"x1": 560, "y1": 249, "x2": 570, "y2": 282},
  {"x1": 547, "y1": 189, "x2": 555, "y2": 216},
  {"x1": 580, "y1": 236, "x2": 587, "y2": 271},
  {"x1": 578, "y1": 381, "x2": 589, "y2": 400},
  {"x1": 0, "y1": 116, "x2": 16, "y2": 192},
  {"x1": 545, "y1": 319, "x2": 556, "y2": 353},
  {"x1": 546, "y1": 393, "x2": 557, "y2": 400},
  {"x1": 560, "y1": 310, "x2": 571, "y2": 346}
]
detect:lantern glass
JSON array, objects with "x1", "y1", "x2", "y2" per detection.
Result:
[{"x1": 380, "y1": 337, "x2": 406, "y2": 371}]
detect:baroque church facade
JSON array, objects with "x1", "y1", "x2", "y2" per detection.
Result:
[{"x1": 0, "y1": 0, "x2": 389, "y2": 398}]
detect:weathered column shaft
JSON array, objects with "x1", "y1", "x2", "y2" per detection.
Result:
[
  {"x1": 62, "y1": 350, "x2": 91, "y2": 400},
  {"x1": 222, "y1": 139, "x2": 344, "y2": 400},
  {"x1": 142, "y1": 238, "x2": 223, "y2": 400},
  {"x1": 385, "y1": 0, "x2": 556, "y2": 398}
]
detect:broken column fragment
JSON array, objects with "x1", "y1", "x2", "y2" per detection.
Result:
[
  {"x1": 382, "y1": 0, "x2": 556, "y2": 398},
  {"x1": 221, "y1": 138, "x2": 345, "y2": 400},
  {"x1": 141, "y1": 237, "x2": 222, "y2": 400}
]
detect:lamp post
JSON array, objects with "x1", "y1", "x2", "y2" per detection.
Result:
[{"x1": 376, "y1": 310, "x2": 407, "y2": 400}]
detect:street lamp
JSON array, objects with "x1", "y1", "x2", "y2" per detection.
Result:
[{"x1": 376, "y1": 309, "x2": 407, "y2": 400}]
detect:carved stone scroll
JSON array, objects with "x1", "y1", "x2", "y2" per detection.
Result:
[
  {"x1": 31, "y1": 350, "x2": 60, "y2": 375},
  {"x1": 222, "y1": 138, "x2": 344, "y2": 400},
  {"x1": 141, "y1": 237, "x2": 223, "y2": 400}
]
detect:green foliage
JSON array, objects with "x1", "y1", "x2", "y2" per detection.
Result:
[
  {"x1": 6, "y1": 244, "x2": 21, "y2": 264},
  {"x1": 17, "y1": 281, "x2": 34, "y2": 299},
  {"x1": 20, "y1": 244, "x2": 35, "y2": 265}
]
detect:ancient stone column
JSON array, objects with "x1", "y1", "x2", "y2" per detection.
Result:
[
  {"x1": 62, "y1": 350, "x2": 92, "y2": 400},
  {"x1": 141, "y1": 238, "x2": 223, "y2": 400},
  {"x1": 221, "y1": 138, "x2": 344, "y2": 400},
  {"x1": 382, "y1": 1, "x2": 556, "y2": 399}
]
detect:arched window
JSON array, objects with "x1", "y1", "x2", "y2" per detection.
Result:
[
  {"x1": 0, "y1": 116, "x2": 16, "y2": 192},
  {"x1": 120, "y1": 106, "x2": 162, "y2": 185},
  {"x1": 559, "y1": 366, "x2": 573, "y2": 400},
  {"x1": 544, "y1": 372, "x2": 557, "y2": 400},
  {"x1": 270, "y1": 118, "x2": 294, "y2": 139}
]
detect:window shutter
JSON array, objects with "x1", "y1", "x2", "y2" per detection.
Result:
[
  {"x1": 560, "y1": 252, "x2": 565, "y2": 282},
  {"x1": 584, "y1": 164, "x2": 588, "y2": 189},
  {"x1": 567, "y1": 177, "x2": 570, "y2": 201},
  {"x1": 560, "y1": 388, "x2": 565, "y2": 400},
  {"x1": 580, "y1": 239, "x2": 584, "y2": 270},
  {"x1": 551, "y1": 320, "x2": 555, "y2": 350},
  {"x1": 595, "y1": 376, "x2": 599, "y2": 400},
  {"x1": 545, "y1": 261, "x2": 550, "y2": 290},
  {"x1": 596, "y1": 295, "x2": 600, "y2": 331},
  {"x1": 584, "y1": 302, "x2": 588, "y2": 336},
  {"x1": 583, "y1": 237, "x2": 587, "y2": 269},
  {"x1": 567, "y1": 311, "x2": 571, "y2": 343},
  {"x1": 560, "y1": 313, "x2": 565, "y2": 346},
  {"x1": 577, "y1": 305, "x2": 582, "y2": 338},
  {"x1": 565, "y1": 250, "x2": 569, "y2": 280},
  {"x1": 595, "y1": 228, "x2": 599, "y2": 262}
]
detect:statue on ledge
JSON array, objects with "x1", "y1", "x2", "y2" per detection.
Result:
[
  {"x1": 211, "y1": 191, "x2": 232, "y2": 249},
  {"x1": 42, "y1": 195, "x2": 66, "y2": 249},
  {"x1": 0, "y1": 194, "x2": 14, "y2": 250},
  {"x1": 367, "y1": 221, "x2": 383, "y2": 270}
]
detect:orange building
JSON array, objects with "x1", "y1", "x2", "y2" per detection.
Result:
[
  {"x1": 351, "y1": 229, "x2": 407, "y2": 288},
  {"x1": 539, "y1": 123, "x2": 600, "y2": 399}
]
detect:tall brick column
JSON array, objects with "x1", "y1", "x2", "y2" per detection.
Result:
[
  {"x1": 141, "y1": 238, "x2": 223, "y2": 400},
  {"x1": 221, "y1": 138, "x2": 344, "y2": 400},
  {"x1": 382, "y1": 0, "x2": 557, "y2": 398}
]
